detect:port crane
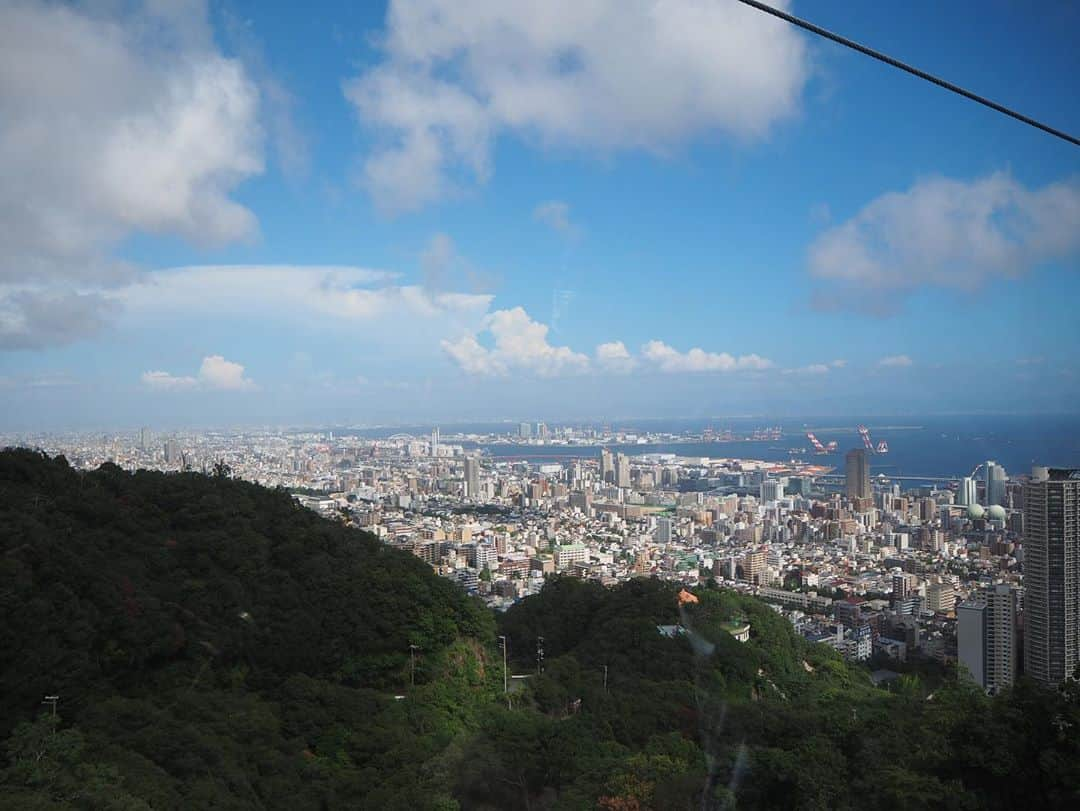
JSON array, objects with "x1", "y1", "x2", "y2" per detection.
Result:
[
  {"x1": 857, "y1": 425, "x2": 889, "y2": 454},
  {"x1": 805, "y1": 432, "x2": 838, "y2": 455}
]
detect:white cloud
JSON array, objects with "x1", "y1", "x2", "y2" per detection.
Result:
[
  {"x1": 442, "y1": 307, "x2": 590, "y2": 377},
  {"x1": 878, "y1": 355, "x2": 913, "y2": 368},
  {"x1": 0, "y1": 288, "x2": 120, "y2": 350},
  {"x1": 534, "y1": 201, "x2": 580, "y2": 237},
  {"x1": 118, "y1": 265, "x2": 491, "y2": 325},
  {"x1": 0, "y1": 0, "x2": 263, "y2": 348},
  {"x1": 809, "y1": 172, "x2": 1080, "y2": 311},
  {"x1": 198, "y1": 355, "x2": 257, "y2": 391},
  {"x1": 142, "y1": 354, "x2": 256, "y2": 392},
  {"x1": 345, "y1": 0, "x2": 810, "y2": 213},
  {"x1": 141, "y1": 371, "x2": 199, "y2": 391},
  {"x1": 641, "y1": 340, "x2": 773, "y2": 373},
  {"x1": 830, "y1": 359, "x2": 847, "y2": 368},
  {"x1": 595, "y1": 341, "x2": 637, "y2": 374},
  {"x1": 784, "y1": 363, "x2": 831, "y2": 375}
]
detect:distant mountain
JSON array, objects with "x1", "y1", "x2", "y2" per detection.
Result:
[{"x1": 1, "y1": 449, "x2": 1079, "y2": 810}]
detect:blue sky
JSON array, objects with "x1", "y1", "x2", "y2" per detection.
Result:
[{"x1": 1, "y1": 0, "x2": 1078, "y2": 429}]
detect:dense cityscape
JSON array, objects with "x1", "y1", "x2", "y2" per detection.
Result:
[
  {"x1": 3, "y1": 0, "x2": 1079, "y2": 806},
  {"x1": 12, "y1": 419, "x2": 1074, "y2": 694}
]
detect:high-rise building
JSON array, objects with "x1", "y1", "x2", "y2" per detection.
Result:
[
  {"x1": 164, "y1": 439, "x2": 181, "y2": 465},
  {"x1": 958, "y1": 584, "x2": 1019, "y2": 694},
  {"x1": 139, "y1": 427, "x2": 150, "y2": 451},
  {"x1": 1023, "y1": 467, "x2": 1080, "y2": 687},
  {"x1": 957, "y1": 596, "x2": 986, "y2": 686},
  {"x1": 743, "y1": 548, "x2": 767, "y2": 586},
  {"x1": 845, "y1": 449, "x2": 870, "y2": 501},
  {"x1": 655, "y1": 517, "x2": 674, "y2": 544},
  {"x1": 431, "y1": 427, "x2": 440, "y2": 457},
  {"x1": 600, "y1": 448, "x2": 614, "y2": 484},
  {"x1": 985, "y1": 461, "x2": 1007, "y2": 507},
  {"x1": 615, "y1": 453, "x2": 632, "y2": 489},
  {"x1": 892, "y1": 572, "x2": 918, "y2": 602},
  {"x1": 926, "y1": 579, "x2": 955, "y2": 614},
  {"x1": 464, "y1": 457, "x2": 480, "y2": 499},
  {"x1": 471, "y1": 543, "x2": 497, "y2": 570},
  {"x1": 518, "y1": 422, "x2": 532, "y2": 439},
  {"x1": 958, "y1": 476, "x2": 978, "y2": 507},
  {"x1": 759, "y1": 479, "x2": 783, "y2": 503}
]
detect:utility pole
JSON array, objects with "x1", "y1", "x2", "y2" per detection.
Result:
[
  {"x1": 603, "y1": 665, "x2": 608, "y2": 692},
  {"x1": 409, "y1": 645, "x2": 419, "y2": 687},
  {"x1": 42, "y1": 695, "x2": 59, "y2": 717},
  {"x1": 498, "y1": 635, "x2": 508, "y2": 703}
]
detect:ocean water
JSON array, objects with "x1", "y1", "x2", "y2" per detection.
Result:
[{"x1": 448, "y1": 415, "x2": 1080, "y2": 480}]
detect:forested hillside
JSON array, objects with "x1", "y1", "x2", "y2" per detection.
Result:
[{"x1": 1, "y1": 450, "x2": 1079, "y2": 810}]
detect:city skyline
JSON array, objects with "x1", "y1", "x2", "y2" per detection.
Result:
[{"x1": 2, "y1": 0, "x2": 1079, "y2": 429}]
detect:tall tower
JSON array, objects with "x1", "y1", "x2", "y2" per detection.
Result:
[
  {"x1": 615, "y1": 453, "x2": 631, "y2": 489},
  {"x1": 1023, "y1": 467, "x2": 1080, "y2": 687},
  {"x1": 959, "y1": 584, "x2": 1019, "y2": 694},
  {"x1": 600, "y1": 448, "x2": 614, "y2": 484},
  {"x1": 985, "y1": 461, "x2": 1007, "y2": 506},
  {"x1": 464, "y1": 457, "x2": 480, "y2": 499},
  {"x1": 431, "y1": 427, "x2": 439, "y2": 457},
  {"x1": 845, "y1": 449, "x2": 870, "y2": 501},
  {"x1": 958, "y1": 476, "x2": 978, "y2": 506}
]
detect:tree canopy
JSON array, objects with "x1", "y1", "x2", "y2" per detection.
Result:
[{"x1": 2, "y1": 449, "x2": 1079, "y2": 809}]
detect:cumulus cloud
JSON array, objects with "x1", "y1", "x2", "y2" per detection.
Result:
[
  {"x1": 142, "y1": 355, "x2": 257, "y2": 392},
  {"x1": 878, "y1": 355, "x2": 913, "y2": 368},
  {"x1": 595, "y1": 341, "x2": 637, "y2": 374},
  {"x1": 442, "y1": 307, "x2": 590, "y2": 377},
  {"x1": 345, "y1": 0, "x2": 809, "y2": 212},
  {"x1": 640, "y1": 341, "x2": 773, "y2": 373},
  {"x1": 809, "y1": 172, "x2": 1080, "y2": 312},
  {"x1": 534, "y1": 201, "x2": 581, "y2": 237},
  {"x1": 0, "y1": 0, "x2": 263, "y2": 348},
  {"x1": 444, "y1": 323, "x2": 778, "y2": 379}
]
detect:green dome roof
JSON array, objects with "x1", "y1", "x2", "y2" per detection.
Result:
[
  {"x1": 987, "y1": 504, "x2": 1007, "y2": 521},
  {"x1": 966, "y1": 504, "x2": 986, "y2": 520}
]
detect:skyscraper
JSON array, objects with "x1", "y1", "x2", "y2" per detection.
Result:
[
  {"x1": 958, "y1": 476, "x2": 978, "y2": 506},
  {"x1": 759, "y1": 479, "x2": 783, "y2": 503},
  {"x1": 431, "y1": 427, "x2": 440, "y2": 457},
  {"x1": 518, "y1": 422, "x2": 532, "y2": 439},
  {"x1": 600, "y1": 448, "x2": 614, "y2": 484},
  {"x1": 845, "y1": 449, "x2": 870, "y2": 501},
  {"x1": 615, "y1": 453, "x2": 631, "y2": 489},
  {"x1": 958, "y1": 584, "x2": 1019, "y2": 694},
  {"x1": 655, "y1": 517, "x2": 673, "y2": 544},
  {"x1": 1023, "y1": 467, "x2": 1080, "y2": 687},
  {"x1": 985, "y1": 461, "x2": 1007, "y2": 506},
  {"x1": 139, "y1": 426, "x2": 150, "y2": 451},
  {"x1": 464, "y1": 457, "x2": 480, "y2": 499}
]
